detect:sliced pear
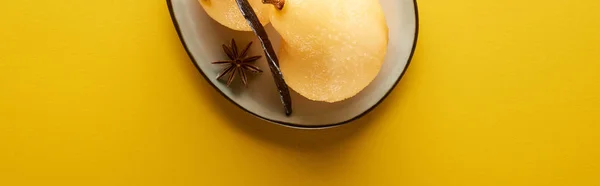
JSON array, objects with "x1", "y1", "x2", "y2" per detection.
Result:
[
  {"x1": 199, "y1": 0, "x2": 272, "y2": 31},
  {"x1": 269, "y1": 0, "x2": 389, "y2": 103}
]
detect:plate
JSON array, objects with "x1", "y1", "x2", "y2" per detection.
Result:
[{"x1": 167, "y1": 0, "x2": 419, "y2": 128}]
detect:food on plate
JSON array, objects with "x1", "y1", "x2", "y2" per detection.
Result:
[
  {"x1": 267, "y1": 0, "x2": 389, "y2": 102},
  {"x1": 210, "y1": 0, "x2": 389, "y2": 115}
]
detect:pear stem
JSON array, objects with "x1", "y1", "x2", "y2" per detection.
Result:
[{"x1": 262, "y1": 0, "x2": 284, "y2": 10}]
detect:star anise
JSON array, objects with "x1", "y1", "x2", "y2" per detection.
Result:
[{"x1": 212, "y1": 39, "x2": 263, "y2": 87}]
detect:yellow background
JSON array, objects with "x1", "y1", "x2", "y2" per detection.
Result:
[{"x1": 1, "y1": 0, "x2": 599, "y2": 185}]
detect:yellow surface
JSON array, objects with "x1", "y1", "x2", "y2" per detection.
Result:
[{"x1": 1, "y1": 0, "x2": 599, "y2": 185}]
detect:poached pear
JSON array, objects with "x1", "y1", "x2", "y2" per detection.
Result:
[
  {"x1": 199, "y1": 0, "x2": 272, "y2": 31},
  {"x1": 268, "y1": 0, "x2": 389, "y2": 103}
]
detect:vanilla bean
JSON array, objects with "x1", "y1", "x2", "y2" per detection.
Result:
[{"x1": 235, "y1": 0, "x2": 293, "y2": 116}]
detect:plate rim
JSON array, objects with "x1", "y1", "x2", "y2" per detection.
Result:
[{"x1": 166, "y1": 0, "x2": 420, "y2": 129}]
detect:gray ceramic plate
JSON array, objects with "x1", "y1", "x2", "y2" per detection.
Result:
[{"x1": 167, "y1": 0, "x2": 419, "y2": 128}]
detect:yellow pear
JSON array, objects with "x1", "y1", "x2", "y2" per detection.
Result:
[
  {"x1": 269, "y1": 0, "x2": 389, "y2": 103},
  {"x1": 199, "y1": 0, "x2": 272, "y2": 31}
]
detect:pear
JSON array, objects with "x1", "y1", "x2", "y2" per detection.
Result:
[
  {"x1": 268, "y1": 0, "x2": 389, "y2": 103},
  {"x1": 199, "y1": 0, "x2": 272, "y2": 31}
]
